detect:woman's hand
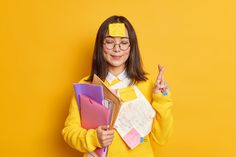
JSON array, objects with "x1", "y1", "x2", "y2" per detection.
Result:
[
  {"x1": 153, "y1": 64, "x2": 170, "y2": 95},
  {"x1": 96, "y1": 125, "x2": 114, "y2": 147}
]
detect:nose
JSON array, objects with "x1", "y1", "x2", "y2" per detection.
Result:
[{"x1": 113, "y1": 44, "x2": 120, "y2": 53}]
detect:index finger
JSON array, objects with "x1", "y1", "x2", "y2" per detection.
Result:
[
  {"x1": 157, "y1": 64, "x2": 165, "y2": 81},
  {"x1": 99, "y1": 125, "x2": 109, "y2": 130},
  {"x1": 105, "y1": 129, "x2": 114, "y2": 135}
]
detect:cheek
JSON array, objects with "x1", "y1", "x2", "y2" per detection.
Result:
[
  {"x1": 103, "y1": 47, "x2": 111, "y2": 61},
  {"x1": 124, "y1": 50, "x2": 130, "y2": 59},
  {"x1": 103, "y1": 51, "x2": 110, "y2": 62},
  {"x1": 103, "y1": 45, "x2": 111, "y2": 54},
  {"x1": 103, "y1": 48, "x2": 110, "y2": 56},
  {"x1": 103, "y1": 50, "x2": 112, "y2": 56}
]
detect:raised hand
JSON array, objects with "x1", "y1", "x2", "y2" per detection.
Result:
[{"x1": 153, "y1": 64, "x2": 170, "y2": 95}]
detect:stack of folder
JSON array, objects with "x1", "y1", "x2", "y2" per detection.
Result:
[{"x1": 73, "y1": 74, "x2": 121, "y2": 157}]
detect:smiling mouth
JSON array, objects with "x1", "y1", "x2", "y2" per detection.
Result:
[{"x1": 111, "y1": 55, "x2": 122, "y2": 60}]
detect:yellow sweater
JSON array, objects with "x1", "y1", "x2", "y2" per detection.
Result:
[{"x1": 62, "y1": 76, "x2": 173, "y2": 157}]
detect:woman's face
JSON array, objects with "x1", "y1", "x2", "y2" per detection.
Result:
[{"x1": 103, "y1": 28, "x2": 130, "y2": 72}]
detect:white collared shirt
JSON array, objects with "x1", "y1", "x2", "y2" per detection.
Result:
[{"x1": 105, "y1": 70, "x2": 132, "y2": 89}]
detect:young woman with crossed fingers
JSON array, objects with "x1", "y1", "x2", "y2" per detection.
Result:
[{"x1": 62, "y1": 15, "x2": 173, "y2": 157}]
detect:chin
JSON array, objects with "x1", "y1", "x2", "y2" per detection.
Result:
[
  {"x1": 110, "y1": 63, "x2": 123, "y2": 67},
  {"x1": 108, "y1": 61, "x2": 125, "y2": 67}
]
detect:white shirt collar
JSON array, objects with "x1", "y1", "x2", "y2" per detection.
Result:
[{"x1": 106, "y1": 69, "x2": 128, "y2": 84}]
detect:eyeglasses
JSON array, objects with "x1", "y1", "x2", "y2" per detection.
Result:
[{"x1": 103, "y1": 37, "x2": 130, "y2": 51}]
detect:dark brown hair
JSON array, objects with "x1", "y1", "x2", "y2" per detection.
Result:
[{"x1": 86, "y1": 15, "x2": 147, "y2": 83}]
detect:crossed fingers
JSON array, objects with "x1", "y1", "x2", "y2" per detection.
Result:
[{"x1": 153, "y1": 64, "x2": 169, "y2": 94}]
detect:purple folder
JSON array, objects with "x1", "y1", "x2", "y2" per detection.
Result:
[{"x1": 73, "y1": 83, "x2": 104, "y2": 108}]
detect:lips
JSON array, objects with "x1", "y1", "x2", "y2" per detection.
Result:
[{"x1": 111, "y1": 55, "x2": 122, "y2": 60}]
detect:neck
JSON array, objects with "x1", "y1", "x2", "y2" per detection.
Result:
[{"x1": 108, "y1": 65, "x2": 125, "y2": 76}]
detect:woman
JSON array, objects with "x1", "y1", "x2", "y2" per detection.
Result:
[{"x1": 62, "y1": 15, "x2": 173, "y2": 157}]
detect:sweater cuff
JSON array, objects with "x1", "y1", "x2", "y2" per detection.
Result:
[
  {"x1": 88, "y1": 129, "x2": 102, "y2": 149},
  {"x1": 152, "y1": 92, "x2": 172, "y2": 104}
]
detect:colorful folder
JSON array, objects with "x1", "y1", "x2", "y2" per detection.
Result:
[
  {"x1": 80, "y1": 94, "x2": 111, "y2": 128},
  {"x1": 79, "y1": 94, "x2": 111, "y2": 157},
  {"x1": 73, "y1": 75, "x2": 122, "y2": 156},
  {"x1": 73, "y1": 83, "x2": 104, "y2": 108}
]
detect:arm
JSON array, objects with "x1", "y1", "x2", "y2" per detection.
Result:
[
  {"x1": 150, "y1": 92, "x2": 173, "y2": 145},
  {"x1": 150, "y1": 64, "x2": 173, "y2": 145}
]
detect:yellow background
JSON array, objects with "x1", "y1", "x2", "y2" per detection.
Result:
[{"x1": 1, "y1": 0, "x2": 236, "y2": 156}]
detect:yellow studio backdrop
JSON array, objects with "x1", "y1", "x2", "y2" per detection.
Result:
[{"x1": 0, "y1": 0, "x2": 236, "y2": 157}]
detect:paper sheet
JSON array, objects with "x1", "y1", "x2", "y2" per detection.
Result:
[{"x1": 114, "y1": 86, "x2": 156, "y2": 149}]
